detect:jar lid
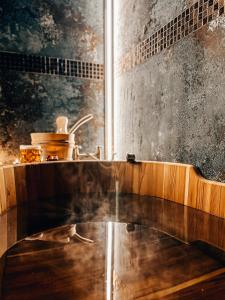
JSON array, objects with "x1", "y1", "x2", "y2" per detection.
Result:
[{"x1": 20, "y1": 145, "x2": 41, "y2": 150}]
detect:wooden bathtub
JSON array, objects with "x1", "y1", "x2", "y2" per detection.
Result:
[{"x1": 1, "y1": 161, "x2": 225, "y2": 299}]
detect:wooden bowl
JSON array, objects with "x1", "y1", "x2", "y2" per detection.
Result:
[{"x1": 31, "y1": 133, "x2": 75, "y2": 161}]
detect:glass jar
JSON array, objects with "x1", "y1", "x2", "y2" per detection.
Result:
[{"x1": 19, "y1": 145, "x2": 42, "y2": 163}]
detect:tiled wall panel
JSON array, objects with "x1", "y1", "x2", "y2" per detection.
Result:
[
  {"x1": 118, "y1": 0, "x2": 224, "y2": 74},
  {"x1": 0, "y1": 52, "x2": 104, "y2": 80},
  {"x1": 0, "y1": 0, "x2": 104, "y2": 163},
  {"x1": 114, "y1": 0, "x2": 225, "y2": 182}
]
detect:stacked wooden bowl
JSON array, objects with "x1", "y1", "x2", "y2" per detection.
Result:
[{"x1": 31, "y1": 133, "x2": 75, "y2": 161}]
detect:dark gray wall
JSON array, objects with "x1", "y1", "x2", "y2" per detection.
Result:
[
  {"x1": 0, "y1": 0, "x2": 104, "y2": 162},
  {"x1": 115, "y1": 0, "x2": 225, "y2": 182}
]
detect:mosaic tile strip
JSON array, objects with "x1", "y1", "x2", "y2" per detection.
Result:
[
  {"x1": 0, "y1": 51, "x2": 104, "y2": 80},
  {"x1": 118, "y1": 0, "x2": 225, "y2": 75}
]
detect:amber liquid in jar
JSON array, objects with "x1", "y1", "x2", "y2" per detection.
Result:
[{"x1": 20, "y1": 145, "x2": 42, "y2": 163}]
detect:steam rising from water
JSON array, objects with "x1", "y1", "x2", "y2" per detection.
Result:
[{"x1": 3, "y1": 191, "x2": 225, "y2": 299}]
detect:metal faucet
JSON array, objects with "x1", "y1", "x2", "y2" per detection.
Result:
[{"x1": 74, "y1": 145, "x2": 101, "y2": 161}]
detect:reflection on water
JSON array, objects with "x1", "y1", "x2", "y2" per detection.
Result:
[
  {"x1": 1, "y1": 194, "x2": 225, "y2": 299},
  {"x1": 25, "y1": 224, "x2": 94, "y2": 244}
]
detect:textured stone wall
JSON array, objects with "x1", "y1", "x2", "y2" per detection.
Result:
[
  {"x1": 115, "y1": 0, "x2": 225, "y2": 182},
  {"x1": 0, "y1": 0, "x2": 104, "y2": 162}
]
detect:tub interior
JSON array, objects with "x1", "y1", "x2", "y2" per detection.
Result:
[{"x1": 1, "y1": 192, "x2": 225, "y2": 299}]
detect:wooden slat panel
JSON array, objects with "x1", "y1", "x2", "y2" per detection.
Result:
[
  {"x1": 0, "y1": 168, "x2": 7, "y2": 215},
  {"x1": 38, "y1": 163, "x2": 56, "y2": 200},
  {"x1": 115, "y1": 162, "x2": 135, "y2": 194},
  {"x1": 0, "y1": 214, "x2": 7, "y2": 258},
  {"x1": 220, "y1": 187, "x2": 225, "y2": 219},
  {"x1": 139, "y1": 162, "x2": 165, "y2": 198},
  {"x1": 187, "y1": 167, "x2": 225, "y2": 218},
  {"x1": 163, "y1": 164, "x2": 186, "y2": 204},
  {"x1": 78, "y1": 161, "x2": 116, "y2": 194},
  {"x1": 6, "y1": 208, "x2": 17, "y2": 249},
  {"x1": 132, "y1": 163, "x2": 142, "y2": 194},
  {"x1": 26, "y1": 164, "x2": 41, "y2": 202},
  {"x1": 0, "y1": 161, "x2": 225, "y2": 220},
  {"x1": 3, "y1": 167, "x2": 16, "y2": 210},
  {"x1": 14, "y1": 166, "x2": 27, "y2": 205},
  {"x1": 187, "y1": 167, "x2": 199, "y2": 208}
]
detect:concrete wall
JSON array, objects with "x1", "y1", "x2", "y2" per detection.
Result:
[
  {"x1": 0, "y1": 0, "x2": 104, "y2": 162},
  {"x1": 114, "y1": 0, "x2": 225, "y2": 182}
]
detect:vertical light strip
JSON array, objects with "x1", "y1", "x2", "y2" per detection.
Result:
[
  {"x1": 113, "y1": 0, "x2": 119, "y2": 160},
  {"x1": 106, "y1": 221, "x2": 113, "y2": 300},
  {"x1": 105, "y1": 0, "x2": 113, "y2": 160}
]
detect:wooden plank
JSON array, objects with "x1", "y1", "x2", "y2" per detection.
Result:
[
  {"x1": 6, "y1": 208, "x2": 17, "y2": 250},
  {"x1": 139, "y1": 162, "x2": 165, "y2": 198},
  {"x1": 187, "y1": 167, "x2": 225, "y2": 218},
  {"x1": 3, "y1": 166, "x2": 17, "y2": 210},
  {"x1": 138, "y1": 268, "x2": 225, "y2": 300},
  {"x1": 135, "y1": 162, "x2": 225, "y2": 220},
  {"x1": 0, "y1": 214, "x2": 8, "y2": 258},
  {"x1": 0, "y1": 168, "x2": 7, "y2": 215},
  {"x1": 25, "y1": 164, "x2": 41, "y2": 202},
  {"x1": 163, "y1": 164, "x2": 186, "y2": 204},
  {"x1": 0, "y1": 161, "x2": 224, "y2": 219},
  {"x1": 14, "y1": 166, "x2": 27, "y2": 204},
  {"x1": 186, "y1": 167, "x2": 198, "y2": 208},
  {"x1": 115, "y1": 162, "x2": 135, "y2": 194}
]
